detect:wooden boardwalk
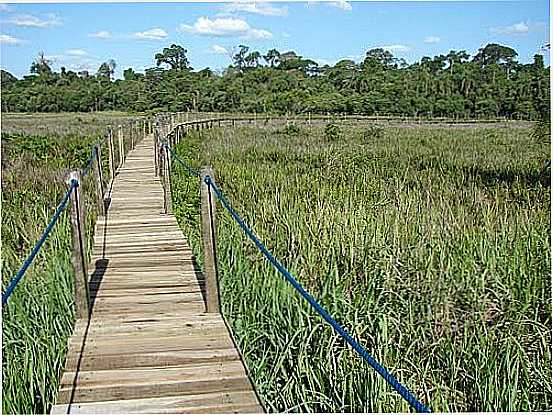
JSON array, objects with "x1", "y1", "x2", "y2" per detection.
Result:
[{"x1": 52, "y1": 134, "x2": 263, "y2": 414}]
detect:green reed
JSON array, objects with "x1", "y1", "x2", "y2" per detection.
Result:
[{"x1": 171, "y1": 122, "x2": 551, "y2": 412}]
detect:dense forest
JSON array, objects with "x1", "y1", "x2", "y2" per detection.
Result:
[{"x1": 1, "y1": 43, "x2": 550, "y2": 119}]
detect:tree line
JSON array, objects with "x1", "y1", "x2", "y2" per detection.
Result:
[{"x1": 1, "y1": 43, "x2": 550, "y2": 119}]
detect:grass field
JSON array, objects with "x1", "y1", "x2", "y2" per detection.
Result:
[
  {"x1": 1, "y1": 112, "x2": 144, "y2": 414},
  {"x1": 170, "y1": 121, "x2": 551, "y2": 412},
  {"x1": 1, "y1": 113, "x2": 550, "y2": 413}
]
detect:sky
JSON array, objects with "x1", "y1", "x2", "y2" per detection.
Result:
[{"x1": 0, "y1": 1, "x2": 550, "y2": 79}]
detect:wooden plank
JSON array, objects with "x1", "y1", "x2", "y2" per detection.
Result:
[
  {"x1": 57, "y1": 362, "x2": 251, "y2": 403},
  {"x1": 52, "y1": 391, "x2": 262, "y2": 414}
]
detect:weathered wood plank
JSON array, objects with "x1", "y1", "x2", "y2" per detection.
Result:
[{"x1": 52, "y1": 391, "x2": 262, "y2": 414}]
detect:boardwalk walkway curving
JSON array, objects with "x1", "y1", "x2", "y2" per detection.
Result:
[{"x1": 52, "y1": 134, "x2": 263, "y2": 414}]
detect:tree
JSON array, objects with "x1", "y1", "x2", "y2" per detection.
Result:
[
  {"x1": 155, "y1": 44, "x2": 190, "y2": 71},
  {"x1": 363, "y1": 48, "x2": 395, "y2": 69},
  {"x1": 232, "y1": 45, "x2": 249, "y2": 72},
  {"x1": 97, "y1": 59, "x2": 117, "y2": 81},
  {"x1": 30, "y1": 51, "x2": 52, "y2": 76},
  {"x1": 1, "y1": 70, "x2": 17, "y2": 88},
  {"x1": 446, "y1": 50, "x2": 470, "y2": 74},
  {"x1": 263, "y1": 49, "x2": 280, "y2": 67},
  {"x1": 245, "y1": 51, "x2": 261, "y2": 68},
  {"x1": 123, "y1": 68, "x2": 137, "y2": 81},
  {"x1": 473, "y1": 43, "x2": 517, "y2": 67}
]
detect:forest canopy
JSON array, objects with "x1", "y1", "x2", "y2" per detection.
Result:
[{"x1": 1, "y1": 42, "x2": 550, "y2": 119}]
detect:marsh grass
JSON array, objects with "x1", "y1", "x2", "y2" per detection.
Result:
[{"x1": 171, "y1": 123, "x2": 551, "y2": 412}]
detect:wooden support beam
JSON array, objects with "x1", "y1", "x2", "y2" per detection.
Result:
[
  {"x1": 200, "y1": 167, "x2": 220, "y2": 313},
  {"x1": 66, "y1": 171, "x2": 90, "y2": 320}
]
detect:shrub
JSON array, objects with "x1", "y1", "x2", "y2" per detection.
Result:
[{"x1": 324, "y1": 122, "x2": 341, "y2": 141}]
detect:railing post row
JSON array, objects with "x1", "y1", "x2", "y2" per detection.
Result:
[
  {"x1": 200, "y1": 167, "x2": 221, "y2": 313},
  {"x1": 66, "y1": 170, "x2": 90, "y2": 319}
]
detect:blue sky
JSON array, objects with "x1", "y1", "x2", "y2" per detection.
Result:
[{"x1": 0, "y1": 1, "x2": 550, "y2": 79}]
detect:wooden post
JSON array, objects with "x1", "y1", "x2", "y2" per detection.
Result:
[
  {"x1": 118, "y1": 125, "x2": 124, "y2": 168},
  {"x1": 154, "y1": 130, "x2": 159, "y2": 177},
  {"x1": 66, "y1": 171, "x2": 90, "y2": 319},
  {"x1": 200, "y1": 166, "x2": 220, "y2": 313},
  {"x1": 130, "y1": 123, "x2": 135, "y2": 149},
  {"x1": 162, "y1": 145, "x2": 172, "y2": 214},
  {"x1": 107, "y1": 128, "x2": 115, "y2": 181},
  {"x1": 93, "y1": 144, "x2": 104, "y2": 215}
]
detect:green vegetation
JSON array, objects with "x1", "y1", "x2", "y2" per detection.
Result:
[
  {"x1": 170, "y1": 122, "x2": 551, "y2": 412},
  {"x1": 1, "y1": 113, "x2": 142, "y2": 414},
  {"x1": 1, "y1": 43, "x2": 550, "y2": 119}
]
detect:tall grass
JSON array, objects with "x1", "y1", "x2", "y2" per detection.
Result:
[
  {"x1": 1, "y1": 113, "x2": 141, "y2": 414},
  {"x1": 171, "y1": 122, "x2": 551, "y2": 412}
]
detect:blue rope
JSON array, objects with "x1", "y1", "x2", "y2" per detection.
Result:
[
  {"x1": 204, "y1": 175, "x2": 431, "y2": 413},
  {"x1": 2, "y1": 180, "x2": 77, "y2": 306},
  {"x1": 164, "y1": 144, "x2": 201, "y2": 177},
  {"x1": 82, "y1": 145, "x2": 97, "y2": 177}
]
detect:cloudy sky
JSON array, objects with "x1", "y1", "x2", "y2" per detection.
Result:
[{"x1": 0, "y1": 0, "x2": 549, "y2": 78}]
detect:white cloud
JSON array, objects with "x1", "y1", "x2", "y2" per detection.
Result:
[
  {"x1": 328, "y1": 0, "x2": 352, "y2": 11},
  {"x1": 380, "y1": 44, "x2": 411, "y2": 52},
  {"x1": 8, "y1": 13, "x2": 61, "y2": 28},
  {"x1": 179, "y1": 16, "x2": 272, "y2": 39},
  {"x1": 212, "y1": 44, "x2": 229, "y2": 54},
  {"x1": 424, "y1": 36, "x2": 440, "y2": 44},
  {"x1": 133, "y1": 27, "x2": 168, "y2": 40},
  {"x1": 248, "y1": 28, "x2": 272, "y2": 39},
  {"x1": 89, "y1": 30, "x2": 111, "y2": 39},
  {"x1": 0, "y1": 4, "x2": 11, "y2": 12},
  {"x1": 0, "y1": 33, "x2": 26, "y2": 45},
  {"x1": 490, "y1": 21, "x2": 529, "y2": 35},
  {"x1": 66, "y1": 49, "x2": 87, "y2": 56},
  {"x1": 282, "y1": 32, "x2": 291, "y2": 38},
  {"x1": 221, "y1": 2, "x2": 287, "y2": 17}
]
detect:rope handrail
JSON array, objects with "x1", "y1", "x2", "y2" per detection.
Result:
[
  {"x1": 3, "y1": 117, "x2": 149, "y2": 305},
  {"x1": 164, "y1": 145, "x2": 200, "y2": 177},
  {"x1": 2, "y1": 180, "x2": 78, "y2": 305},
  {"x1": 165, "y1": 141, "x2": 430, "y2": 412}
]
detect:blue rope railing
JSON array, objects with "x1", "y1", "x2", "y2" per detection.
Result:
[
  {"x1": 165, "y1": 144, "x2": 200, "y2": 177},
  {"x1": 2, "y1": 180, "x2": 78, "y2": 305},
  {"x1": 166, "y1": 144, "x2": 430, "y2": 412},
  {"x1": 82, "y1": 146, "x2": 97, "y2": 177},
  {"x1": 3, "y1": 123, "x2": 141, "y2": 306}
]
